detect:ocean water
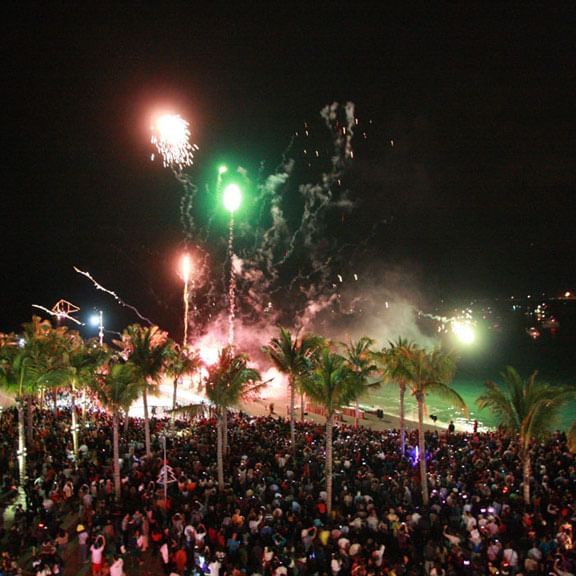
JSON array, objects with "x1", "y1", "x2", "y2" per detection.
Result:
[{"x1": 366, "y1": 328, "x2": 576, "y2": 433}]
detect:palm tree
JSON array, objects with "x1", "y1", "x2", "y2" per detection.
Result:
[
  {"x1": 374, "y1": 338, "x2": 418, "y2": 456},
  {"x1": 117, "y1": 324, "x2": 170, "y2": 457},
  {"x1": 20, "y1": 317, "x2": 64, "y2": 439},
  {"x1": 89, "y1": 360, "x2": 140, "y2": 499},
  {"x1": 402, "y1": 346, "x2": 467, "y2": 506},
  {"x1": 0, "y1": 320, "x2": 63, "y2": 484},
  {"x1": 55, "y1": 332, "x2": 108, "y2": 457},
  {"x1": 300, "y1": 347, "x2": 367, "y2": 515},
  {"x1": 0, "y1": 340, "x2": 37, "y2": 485},
  {"x1": 164, "y1": 340, "x2": 201, "y2": 421},
  {"x1": 342, "y1": 336, "x2": 380, "y2": 428},
  {"x1": 476, "y1": 366, "x2": 574, "y2": 504},
  {"x1": 202, "y1": 346, "x2": 261, "y2": 491},
  {"x1": 262, "y1": 328, "x2": 324, "y2": 453}
]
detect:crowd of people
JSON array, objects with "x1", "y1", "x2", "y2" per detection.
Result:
[{"x1": 0, "y1": 403, "x2": 574, "y2": 576}]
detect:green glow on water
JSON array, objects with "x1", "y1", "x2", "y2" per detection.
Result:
[{"x1": 367, "y1": 376, "x2": 575, "y2": 432}]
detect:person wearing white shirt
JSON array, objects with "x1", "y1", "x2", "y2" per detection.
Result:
[
  {"x1": 110, "y1": 555, "x2": 124, "y2": 576},
  {"x1": 503, "y1": 543, "x2": 518, "y2": 574},
  {"x1": 90, "y1": 535, "x2": 106, "y2": 576},
  {"x1": 208, "y1": 557, "x2": 221, "y2": 576}
]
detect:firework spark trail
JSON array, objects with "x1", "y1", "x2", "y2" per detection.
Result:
[
  {"x1": 31, "y1": 304, "x2": 84, "y2": 326},
  {"x1": 417, "y1": 309, "x2": 476, "y2": 338},
  {"x1": 231, "y1": 102, "x2": 357, "y2": 329},
  {"x1": 162, "y1": 103, "x2": 360, "y2": 337},
  {"x1": 251, "y1": 169, "x2": 292, "y2": 286},
  {"x1": 227, "y1": 217, "x2": 237, "y2": 345},
  {"x1": 278, "y1": 102, "x2": 356, "y2": 269},
  {"x1": 74, "y1": 267, "x2": 154, "y2": 325},
  {"x1": 417, "y1": 310, "x2": 472, "y2": 323},
  {"x1": 175, "y1": 173, "x2": 199, "y2": 243},
  {"x1": 151, "y1": 114, "x2": 199, "y2": 244},
  {"x1": 252, "y1": 169, "x2": 291, "y2": 248},
  {"x1": 417, "y1": 311, "x2": 451, "y2": 323}
]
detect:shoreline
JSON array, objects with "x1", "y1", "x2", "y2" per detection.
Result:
[{"x1": 239, "y1": 394, "x2": 468, "y2": 434}]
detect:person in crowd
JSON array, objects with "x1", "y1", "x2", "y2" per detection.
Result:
[{"x1": 1, "y1": 402, "x2": 575, "y2": 576}]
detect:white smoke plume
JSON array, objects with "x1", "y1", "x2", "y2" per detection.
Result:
[{"x1": 165, "y1": 103, "x2": 438, "y2": 362}]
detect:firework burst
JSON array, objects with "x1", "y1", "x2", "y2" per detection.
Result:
[
  {"x1": 162, "y1": 102, "x2": 365, "y2": 352},
  {"x1": 151, "y1": 114, "x2": 197, "y2": 170}
]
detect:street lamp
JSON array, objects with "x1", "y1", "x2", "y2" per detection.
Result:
[
  {"x1": 223, "y1": 183, "x2": 242, "y2": 345},
  {"x1": 90, "y1": 310, "x2": 104, "y2": 346},
  {"x1": 181, "y1": 253, "x2": 192, "y2": 347}
]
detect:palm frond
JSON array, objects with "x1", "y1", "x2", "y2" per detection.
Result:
[
  {"x1": 427, "y1": 381, "x2": 468, "y2": 416},
  {"x1": 568, "y1": 421, "x2": 576, "y2": 454},
  {"x1": 478, "y1": 367, "x2": 573, "y2": 447}
]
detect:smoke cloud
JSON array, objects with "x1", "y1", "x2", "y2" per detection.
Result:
[{"x1": 171, "y1": 103, "x2": 439, "y2": 361}]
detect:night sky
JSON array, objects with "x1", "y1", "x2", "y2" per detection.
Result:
[{"x1": 2, "y1": 4, "x2": 575, "y2": 336}]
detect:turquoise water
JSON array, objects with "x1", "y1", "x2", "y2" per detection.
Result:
[{"x1": 366, "y1": 329, "x2": 576, "y2": 433}]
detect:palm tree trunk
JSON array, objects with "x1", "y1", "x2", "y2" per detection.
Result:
[
  {"x1": 522, "y1": 451, "x2": 531, "y2": 505},
  {"x1": 71, "y1": 394, "x2": 79, "y2": 457},
  {"x1": 290, "y1": 377, "x2": 296, "y2": 454},
  {"x1": 143, "y1": 386, "x2": 151, "y2": 457},
  {"x1": 399, "y1": 382, "x2": 406, "y2": 456},
  {"x1": 171, "y1": 377, "x2": 178, "y2": 426},
  {"x1": 223, "y1": 408, "x2": 228, "y2": 456},
  {"x1": 326, "y1": 414, "x2": 334, "y2": 516},
  {"x1": 27, "y1": 397, "x2": 34, "y2": 445},
  {"x1": 113, "y1": 412, "x2": 121, "y2": 500},
  {"x1": 17, "y1": 402, "x2": 27, "y2": 485},
  {"x1": 217, "y1": 409, "x2": 224, "y2": 491},
  {"x1": 300, "y1": 390, "x2": 305, "y2": 422},
  {"x1": 417, "y1": 394, "x2": 429, "y2": 506}
]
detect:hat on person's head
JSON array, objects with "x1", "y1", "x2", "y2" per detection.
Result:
[{"x1": 76, "y1": 524, "x2": 85, "y2": 533}]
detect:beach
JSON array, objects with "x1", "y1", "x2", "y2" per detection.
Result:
[{"x1": 239, "y1": 392, "x2": 454, "y2": 434}]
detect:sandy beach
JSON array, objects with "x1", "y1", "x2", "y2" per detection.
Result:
[{"x1": 239, "y1": 393, "x2": 450, "y2": 434}]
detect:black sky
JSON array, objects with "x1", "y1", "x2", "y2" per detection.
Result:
[{"x1": 1, "y1": 3, "x2": 575, "y2": 334}]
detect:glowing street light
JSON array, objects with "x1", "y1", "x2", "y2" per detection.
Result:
[
  {"x1": 181, "y1": 253, "x2": 192, "y2": 347},
  {"x1": 90, "y1": 310, "x2": 104, "y2": 346},
  {"x1": 223, "y1": 183, "x2": 243, "y2": 345}
]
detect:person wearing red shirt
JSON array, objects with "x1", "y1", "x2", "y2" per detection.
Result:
[{"x1": 173, "y1": 546, "x2": 187, "y2": 574}]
